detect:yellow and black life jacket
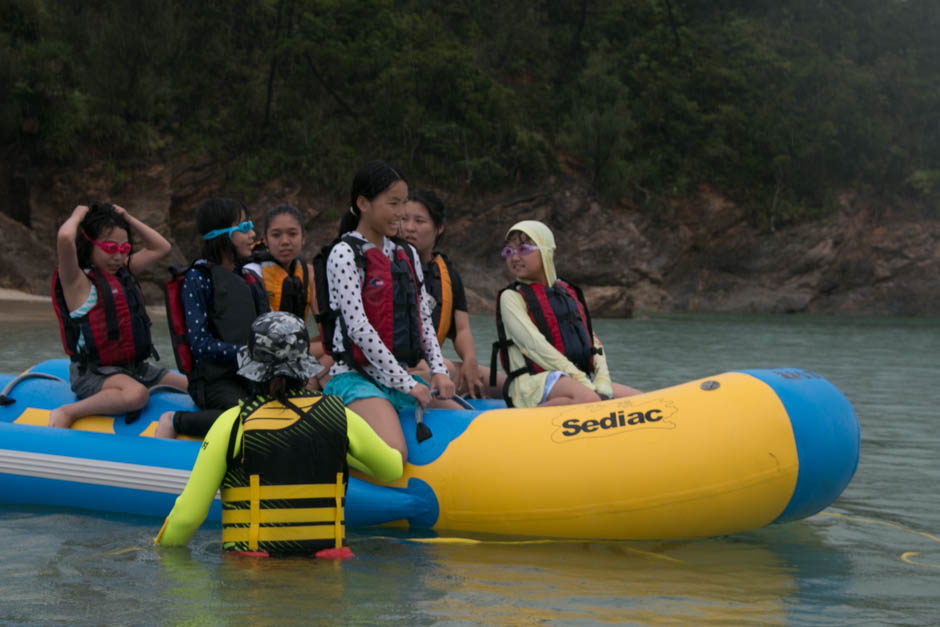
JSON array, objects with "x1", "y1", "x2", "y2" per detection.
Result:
[
  {"x1": 258, "y1": 258, "x2": 311, "y2": 320},
  {"x1": 220, "y1": 391, "x2": 348, "y2": 556},
  {"x1": 425, "y1": 253, "x2": 454, "y2": 346}
]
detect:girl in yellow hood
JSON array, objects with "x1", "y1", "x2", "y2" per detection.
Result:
[{"x1": 494, "y1": 220, "x2": 640, "y2": 407}]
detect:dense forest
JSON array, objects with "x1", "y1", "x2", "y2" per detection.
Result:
[{"x1": 2, "y1": 0, "x2": 938, "y2": 225}]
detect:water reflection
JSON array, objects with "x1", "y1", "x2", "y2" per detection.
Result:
[{"x1": 340, "y1": 523, "x2": 849, "y2": 625}]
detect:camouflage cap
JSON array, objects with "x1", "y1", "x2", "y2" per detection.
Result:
[{"x1": 236, "y1": 311, "x2": 324, "y2": 382}]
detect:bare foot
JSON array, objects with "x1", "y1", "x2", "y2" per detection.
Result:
[
  {"x1": 154, "y1": 411, "x2": 177, "y2": 439},
  {"x1": 48, "y1": 407, "x2": 78, "y2": 429}
]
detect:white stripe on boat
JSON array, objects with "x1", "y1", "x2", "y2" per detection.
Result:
[{"x1": 0, "y1": 448, "x2": 192, "y2": 494}]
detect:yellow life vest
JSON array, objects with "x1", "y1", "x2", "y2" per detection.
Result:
[
  {"x1": 259, "y1": 259, "x2": 311, "y2": 320},
  {"x1": 220, "y1": 392, "x2": 348, "y2": 555},
  {"x1": 429, "y1": 255, "x2": 453, "y2": 346}
]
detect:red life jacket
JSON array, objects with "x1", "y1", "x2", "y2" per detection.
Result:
[
  {"x1": 490, "y1": 279, "x2": 600, "y2": 406},
  {"x1": 313, "y1": 235, "x2": 424, "y2": 368},
  {"x1": 52, "y1": 266, "x2": 155, "y2": 367}
]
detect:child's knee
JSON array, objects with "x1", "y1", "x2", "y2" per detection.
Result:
[
  {"x1": 126, "y1": 384, "x2": 150, "y2": 409},
  {"x1": 575, "y1": 387, "x2": 601, "y2": 404}
]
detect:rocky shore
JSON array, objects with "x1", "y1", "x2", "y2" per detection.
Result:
[{"x1": 2, "y1": 159, "x2": 937, "y2": 317}]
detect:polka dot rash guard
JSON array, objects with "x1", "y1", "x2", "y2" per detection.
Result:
[{"x1": 326, "y1": 232, "x2": 448, "y2": 392}]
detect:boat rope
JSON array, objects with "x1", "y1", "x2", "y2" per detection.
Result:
[
  {"x1": 0, "y1": 371, "x2": 67, "y2": 406},
  {"x1": 375, "y1": 536, "x2": 687, "y2": 564},
  {"x1": 818, "y1": 512, "x2": 940, "y2": 570}
]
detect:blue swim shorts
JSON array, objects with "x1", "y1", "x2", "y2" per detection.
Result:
[
  {"x1": 541, "y1": 370, "x2": 566, "y2": 404},
  {"x1": 324, "y1": 371, "x2": 427, "y2": 413}
]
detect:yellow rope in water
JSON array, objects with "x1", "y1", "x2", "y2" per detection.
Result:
[
  {"x1": 375, "y1": 536, "x2": 686, "y2": 564},
  {"x1": 818, "y1": 512, "x2": 940, "y2": 570}
]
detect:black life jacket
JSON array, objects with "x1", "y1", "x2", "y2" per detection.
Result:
[
  {"x1": 425, "y1": 252, "x2": 455, "y2": 346},
  {"x1": 163, "y1": 261, "x2": 265, "y2": 379},
  {"x1": 490, "y1": 279, "x2": 601, "y2": 406},
  {"x1": 52, "y1": 266, "x2": 156, "y2": 367},
  {"x1": 220, "y1": 391, "x2": 348, "y2": 556},
  {"x1": 313, "y1": 235, "x2": 424, "y2": 369}
]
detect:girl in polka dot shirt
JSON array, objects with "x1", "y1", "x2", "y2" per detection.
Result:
[{"x1": 322, "y1": 161, "x2": 459, "y2": 460}]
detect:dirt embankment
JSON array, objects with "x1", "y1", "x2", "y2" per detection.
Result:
[{"x1": 2, "y1": 159, "x2": 937, "y2": 317}]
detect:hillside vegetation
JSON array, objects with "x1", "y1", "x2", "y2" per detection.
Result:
[{"x1": 2, "y1": 1, "x2": 938, "y2": 224}]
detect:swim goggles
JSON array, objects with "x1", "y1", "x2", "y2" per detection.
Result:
[
  {"x1": 203, "y1": 220, "x2": 254, "y2": 241},
  {"x1": 81, "y1": 229, "x2": 132, "y2": 255},
  {"x1": 500, "y1": 243, "x2": 542, "y2": 259}
]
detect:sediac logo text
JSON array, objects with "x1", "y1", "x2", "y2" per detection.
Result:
[{"x1": 551, "y1": 401, "x2": 677, "y2": 443}]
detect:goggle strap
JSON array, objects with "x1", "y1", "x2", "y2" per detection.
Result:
[{"x1": 203, "y1": 221, "x2": 253, "y2": 241}]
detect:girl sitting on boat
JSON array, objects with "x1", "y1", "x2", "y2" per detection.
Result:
[
  {"x1": 243, "y1": 204, "x2": 333, "y2": 389},
  {"x1": 155, "y1": 311, "x2": 403, "y2": 558},
  {"x1": 317, "y1": 160, "x2": 459, "y2": 461},
  {"x1": 399, "y1": 189, "x2": 504, "y2": 398},
  {"x1": 155, "y1": 197, "x2": 269, "y2": 438},
  {"x1": 50, "y1": 203, "x2": 186, "y2": 428},
  {"x1": 492, "y1": 220, "x2": 640, "y2": 407}
]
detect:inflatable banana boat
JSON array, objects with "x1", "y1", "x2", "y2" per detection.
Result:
[{"x1": 0, "y1": 359, "x2": 859, "y2": 539}]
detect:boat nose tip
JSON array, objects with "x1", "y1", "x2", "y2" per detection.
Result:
[{"x1": 741, "y1": 368, "x2": 860, "y2": 524}]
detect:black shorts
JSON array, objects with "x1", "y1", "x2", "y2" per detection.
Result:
[{"x1": 69, "y1": 361, "x2": 168, "y2": 399}]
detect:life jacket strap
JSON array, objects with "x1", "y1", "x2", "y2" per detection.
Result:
[
  {"x1": 93, "y1": 270, "x2": 120, "y2": 341},
  {"x1": 222, "y1": 507, "x2": 339, "y2": 525},
  {"x1": 249, "y1": 474, "x2": 261, "y2": 550},
  {"x1": 489, "y1": 337, "x2": 533, "y2": 408},
  {"x1": 222, "y1": 524, "x2": 345, "y2": 544},
  {"x1": 222, "y1": 480, "x2": 344, "y2": 501}
]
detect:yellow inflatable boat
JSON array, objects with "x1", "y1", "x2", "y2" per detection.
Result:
[{"x1": 0, "y1": 361, "x2": 858, "y2": 539}]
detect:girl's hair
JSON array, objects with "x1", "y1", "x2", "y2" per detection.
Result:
[
  {"x1": 196, "y1": 197, "x2": 248, "y2": 263},
  {"x1": 252, "y1": 375, "x2": 304, "y2": 405},
  {"x1": 505, "y1": 229, "x2": 533, "y2": 244},
  {"x1": 408, "y1": 189, "x2": 446, "y2": 245},
  {"x1": 263, "y1": 204, "x2": 304, "y2": 236},
  {"x1": 337, "y1": 160, "x2": 407, "y2": 238},
  {"x1": 76, "y1": 204, "x2": 131, "y2": 269}
]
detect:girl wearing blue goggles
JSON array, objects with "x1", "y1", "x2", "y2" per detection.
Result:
[{"x1": 203, "y1": 220, "x2": 254, "y2": 241}]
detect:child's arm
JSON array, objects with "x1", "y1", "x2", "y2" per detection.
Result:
[
  {"x1": 55, "y1": 205, "x2": 92, "y2": 311},
  {"x1": 452, "y1": 310, "x2": 485, "y2": 396},
  {"x1": 155, "y1": 407, "x2": 241, "y2": 545},
  {"x1": 499, "y1": 290, "x2": 596, "y2": 390},
  {"x1": 447, "y1": 266, "x2": 484, "y2": 396},
  {"x1": 590, "y1": 335, "x2": 613, "y2": 398},
  {"x1": 119, "y1": 205, "x2": 173, "y2": 276}
]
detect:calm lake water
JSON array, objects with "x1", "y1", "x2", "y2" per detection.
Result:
[{"x1": 1, "y1": 308, "x2": 938, "y2": 625}]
